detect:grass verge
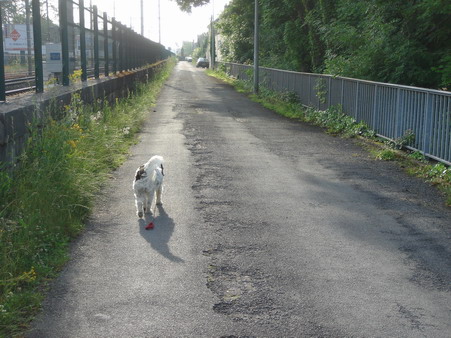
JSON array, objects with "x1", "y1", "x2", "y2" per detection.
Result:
[
  {"x1": 0, "y1": 57, "x2": 176, "y2": 337},
  {"x1": 207, "y1": 68, "x2": 450, "y2": 206}
]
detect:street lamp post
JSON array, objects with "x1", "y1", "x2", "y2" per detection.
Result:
[
  {"x1": 0, "y1": 1, "x2": 5, "y2": 101},
  {"x1": 158, "y1": 0, "x2": 161, "y2": 44},
  {"x1": 141, "y1": 0, "x2": 143, "y2": 35},
  {"x1": 210, "y1": 0, "x2": 215, "y2": 69},
  {"x1": 253, "y1": 0, "x2": 259, "y2": 94}
]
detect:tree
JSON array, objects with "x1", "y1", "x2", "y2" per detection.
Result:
[
  {"x1": 174, "y1": 0, "x2": 450, "y2": 88},
  {"x1": 214, "y1": 0, "x2": 450, "y2": 89},
  {"x1": 216, "y1": 0, "x2": 254, "y2": 63},
  {"x1": 171, "y1": 0, "x2": 210, "y2": 12},
  {"x1": 1, "y1": 0, "x2": 27, "y2": 24}
]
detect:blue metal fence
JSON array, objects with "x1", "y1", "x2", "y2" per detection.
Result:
[{"x1": 222, "y1": 62, "x2": 451, "y2": 165}]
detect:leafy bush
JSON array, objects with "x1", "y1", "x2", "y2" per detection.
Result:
[
  {"x1": 376, "y1": 149, "x2": 397, "y2": 161},
  {"x1": 408, "y1": 151, "x2": 426, "y2": 162}
]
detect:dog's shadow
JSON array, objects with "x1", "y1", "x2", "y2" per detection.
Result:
[{"x1": 138, "y1": 205, "x2": 184, "y2": 263}]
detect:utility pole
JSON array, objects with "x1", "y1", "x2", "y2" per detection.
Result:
[
  {"x1": 0, "y1": 2, "x2": 6, "y2": 102},
  {"x1": 46, "y1": 0, "x2": 50, "y2": 41},
  {"x1": 210, "y1": 15, "x2": 214, "y2": 69},
  {"x1": 253, "y1": 0, "x2": 259, "y2": 94},
  {"x1": 210, "y1": 0, "x2": 215, "y2": 69},
  {"x1": 158, "y1": 0, "x2": 161, "y2": 44},
  {"x1": 140, "y1": 0, "x2": 143, "y2": 36}
]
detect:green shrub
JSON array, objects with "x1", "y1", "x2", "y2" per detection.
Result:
[{"x1": 376, "y1": 149, "x2": 397, "y2": 161}]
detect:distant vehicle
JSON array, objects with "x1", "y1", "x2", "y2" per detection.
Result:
[
  {"x1": 196, "y1": 58, "x2": 209, "y2": 68},
  {"x1": 185, "y1": 56, "x2": 192, "y2": 62}
]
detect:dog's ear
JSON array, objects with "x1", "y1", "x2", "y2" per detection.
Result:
[
  {"x1": 135, "y1": 165, "x2": 145, "y2": 181},
  {"x1": 135, "y1": 170, "x2": 142, "y2": 181},
  {"x1": 160, "y1": 164, "x2": 164, "y2": 176}
]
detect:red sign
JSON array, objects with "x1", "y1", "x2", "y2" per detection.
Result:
[{"x1": 10, "y1": 29, "x2": 20, "y2": 41}]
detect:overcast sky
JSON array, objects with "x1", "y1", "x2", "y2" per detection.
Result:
[{"x1": 91, "y1": 0, "x2": 231, "y2": 51}]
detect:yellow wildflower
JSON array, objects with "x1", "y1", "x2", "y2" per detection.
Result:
[{"x1": 68, "y1": 140, "x2": 77, "y2": 148}]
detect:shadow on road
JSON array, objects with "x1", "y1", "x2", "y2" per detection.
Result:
[{"x1": 138, "y1": 205, "x2": 184, "y2": 263}]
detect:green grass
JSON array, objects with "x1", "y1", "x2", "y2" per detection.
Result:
[
  {"x1": 207, "y1": 68, "x2": 451, "y2": 207},
  {"x1": 0, "y1": 57, "x2": 176, "y2": 337}
]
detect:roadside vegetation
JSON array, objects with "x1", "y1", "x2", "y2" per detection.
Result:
[
  {"x1": 214, "y1": 0, "x2": 450, "y2": 90},
  {"x1": 0, "y1": 58, "x2": 176, "y2": 336},
  {"x1": 177, "y1": 0, "x2": 450, "y2": 90},
  {"x1": 207, "y1": 68, "x2": 451, "y2": 207}
]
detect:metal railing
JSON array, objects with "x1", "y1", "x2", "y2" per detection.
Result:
[
  {"x1": 221, "y1": 62, "x2": 451, "y2": 165},
  {"x1": 0, "y1": 0, "x2": 171, "y2": 100}
]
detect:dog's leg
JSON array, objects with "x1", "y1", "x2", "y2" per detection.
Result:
[
  {"x1": 135, "y1": 197, "x2": 144, "y2": 218},
  {"x1": 143, "y1": 194, "x2": 147, "y2": 213},
  {"x1": 145, "y1": 190, "x2": 153, "y2": 214},
  {"x1": 156, "y1": 186, "x2": 163, "y2": 205}
]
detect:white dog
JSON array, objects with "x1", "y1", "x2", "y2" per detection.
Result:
[{"x1": 132, "y1": 155, "x2": 164, "y2": 218}]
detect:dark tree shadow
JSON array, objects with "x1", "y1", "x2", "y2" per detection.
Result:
[{"x1": 138, "y1": 205, "x2": 184, "y2": 263}]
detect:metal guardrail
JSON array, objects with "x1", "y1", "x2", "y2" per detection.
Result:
[
  {"x1": 221, "y1": 62, "x2": 451, "y2": 165},
  {"x1": 0, "y1": 0, "x2": 171, "y2": 100}
]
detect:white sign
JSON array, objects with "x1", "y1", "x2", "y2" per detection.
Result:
[{"x1": 4, "y1": 24, "x2": 33, "y2": 51}]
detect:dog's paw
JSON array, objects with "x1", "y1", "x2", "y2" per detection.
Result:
[
  {"x1": 156, "y1": 201, "x2": 163, "y2": 206},
  {"x1": 137, "y1": 211, "x2": 143, "y2": 218}
]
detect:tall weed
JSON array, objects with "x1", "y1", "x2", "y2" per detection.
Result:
[{"x1": 0, "y1": 58, "x2": 176, "y2": 336}]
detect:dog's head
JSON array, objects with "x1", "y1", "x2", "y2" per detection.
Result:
[{"x1": 135, "y1": 165, "x2": 146, "y2": 181}]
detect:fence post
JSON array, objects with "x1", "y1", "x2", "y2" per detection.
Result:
[
  {"x1": 125, "y1": 26, "x2": 129, "y2": 70},
  {"x1": 372, "y1": 85, "x2": 379, "y2": 131},
  {"x1": 135, "y1": 32, "x2": 139, "y2": 68},
  {"x1": 340, "y1": 78, "x2": 344, "y2": 107},
  {"x1": 126, "y1": 28, "x2": 131, "y2": 70},
  {"x1": 93, "y1": 5, "x2": 99, "y2": 79},
  {"x1": 112, "y1": 18, "x2": 117, "y2": 74},
  {"x1": 132, "y1": 30, "x2": 136, "y2": 69},
  {"x1": 128, "y1": 28, "x2": 132, "y2": 70},
  {"x1": 308, "y1": 75, "x2": 311, "y2": 105},
  {"x1": 0, "y1": 4, "x2": 5, "y2": 101},
  {"x1": 124, "y1": 26, "x2": 128, "y2": 70},
  {"x1": 103, "y1": 12, "x2": 109, "y2": 76},
  {"x1": 59, "y1": 0, "x2": 70, "y2": 85},
  {"x1": 422, "y1": 93, "x2": 433, "y2": 155},
  {"x1": 118, "y1": 23, "x2": 124, "y2": 72},
  {"x1": 79, "y1": 0, "x2": 87, "y2": 81},
  {"x1": 355, "y1": 82, "x2": 360, "y2": 120},
  {"x1": 32, "y1": 0, "x2": 44, "y2": 93},
  {"x1": 327, "y1": 77, "x2": 331, "y2": 110},
  {"x1": 25, "y1": 0, "x2": 33, "y2": 76},
  {"x1": 395, "y1": 88, "x2": 404, "y2": 138}
]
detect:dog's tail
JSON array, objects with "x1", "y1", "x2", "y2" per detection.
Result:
[
  {"x1": 144, "y1": 155, "x2": 164, "y2": 175},
  {"x1": 151, "y1": 167, "x2": 164, "y2": 184}
]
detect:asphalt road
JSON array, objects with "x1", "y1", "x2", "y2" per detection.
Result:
[{"x1": 28, "y1": 62, "x2": 451, "y2": 337}]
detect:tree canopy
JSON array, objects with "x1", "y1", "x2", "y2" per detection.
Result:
[
  {"x1": 174, "y1": 0, "x2": 450, "y2": 89},
  {"x1": 172, "y1": 0, "x2": 210, "y2": 12}
]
